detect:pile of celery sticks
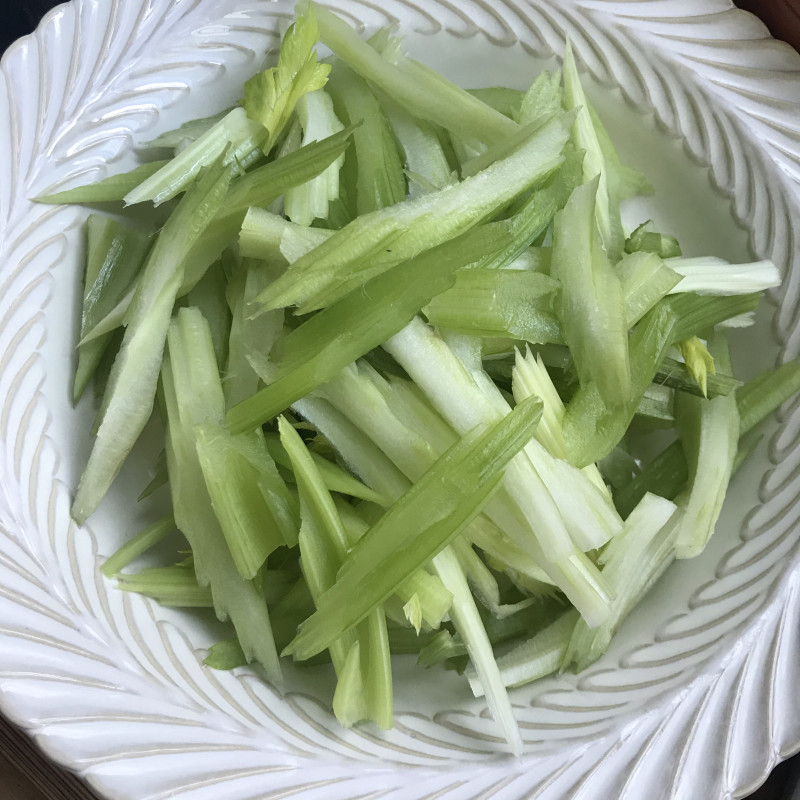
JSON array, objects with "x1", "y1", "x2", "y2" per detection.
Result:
[{"x1": 40, "y1": 4, "x2": 800, "y2": 753}]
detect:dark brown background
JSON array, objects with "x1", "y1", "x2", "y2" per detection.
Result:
[{"x1": 1, "y1": 1, "x2": 800, "y2": 798}]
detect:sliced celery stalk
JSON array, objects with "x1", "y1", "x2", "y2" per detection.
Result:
[
  {"x1": 226, "y1": 222, "x2": 512, "y2": 432},
  {"x1": 562, "y1": 41, "x2": 621, "y2": 259},
  {"x1": 74, "y1": 215, "x2": 152, "y2": 402},
  {"x1": 467, "y1": 87, "x2": 524, "y2": 119},
  {"x1": 283, "y1": 90, "x2": 345, "y2": 225},
  {"x1": 72, "y1": 158, "x2": 232, "y2": 524},
  {"x1": 666, "y1": 257, "x2": 781, "y2": 296},
  {"x1": 551, "y1": 176, "x2": 630, "y2": 408},
  {"x1": 469, "y1": 609, "x2": 578, "y2": 694},
  {"x1": 424, "y1": 269, "x2": 561, "y2": 343},
  {"x1": 101, "y1": 514, "x2": 176, "y2": 577},
  {"x1": 196, "y1": 425, "x2": 287, "y2": 579},
  {"x1": 327, "y1": 63, "x2": 407, "y2": 215},
  {"x1": 383, "y1": 100, "x2": 456, "y2": 200},
  {"x1": 264, "y1": 432, "x2": 389, "y2": 506},
  {"x1": 162, "y1": 307, "x2": 281, "y2": 681},
  {"x1": 613, "y1": 440, "x2": 687, "y2": 519},
  {"x1": 518, "y1": 69, "x2": 563, "y2": 127},
  {"x1": 431, "y1": 546, "x2": 523, "y2": 755},
  {"x1": 313, "y1": 3, "x2": 517, "y2": 147},
  {"x1": 143, "y1": 110, "x2": 232, "y2": 150},
  {"x1": 242, "y1": 6, "x2": 331, "y2": 155},
  {"x1": 116, "y1": 565, "x2": 213, "y2": 607},
  {"x1": 563, "y1": 301, "x2": 677, "y2": 467},
  {"x1": 280, "y1": 417, "x2": 392, "y2": 728},
  {"x1": 223, "y1": 261, "x2": 284, "y2": 409},
  {"x1": 667, "y1": 291, "x2": 761, "y2": 342},
  {"x1": 186, "y1": 260, "x2": 231, "y2": 370},
  {"x1": 239, "y1": 208, "x2": 332, "y2": 263},
  {"x1": 225, "y1": 125, "x2": 355, "y2": 214},
  {"x1": 562, "y1": 493, "x2": 680, "y2": 671},
  {"x1": 258, "y1": 112, "x2": 571, "y2": 313},
  {"x1": 124, "y1": 108, "x2": 264, "y2": 206},
  {"x1": 34, "y1": 161, "x2": 169, "y2": 204},
  {"x1": 738, "y1": 358, "x2": 800, "y2": 436},
  {"x1": 284, "y1": 395, "x2": 543, "y2": 660},
  {"x1": 674, "y1": 332, "x2": 739, "y2": 558}
]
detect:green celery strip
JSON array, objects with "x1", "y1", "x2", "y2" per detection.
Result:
[
  {"x1": 469, "y1": 610, "x2": 578, "y2": 694},
  {"x1": 327, "y1": 63, "x2": 407, "y2": 215},
  {"x1": 125, "y1": 108, "x2": 264, "y2": 206},
  {"x1": 654, "y1": 356, "x2": 741, "y2": 399},
  {"x1": 562, "y1": 493, "x2": 679, "y2": 671},
  {"x1": 257, "y1": 112, "x2": 571, "y2": 313},
  {"x1": 264, "y1": 432, "x2": 389, "y2": 506},
  {"x1": 117, "y1": 565, "x2": 213, "y2": 608},
  {"x1": 101, "y1": 514, "x2": 176, "y2": 577},
  {"x1": 74, "y1": 215, "x2": 152, "y2": 402},
  {"x1": 467, "y1": 87, "x2": 523, "y2": 119},
  {"x1": 673, "y1": 331, "x2": 739, "y2": 558},
  {"x1": 144, "y1": 110, "x2": 232, "y2": 149},
  {"x1": 284, "y1": 395, "x2": 542, "y2": 660},
  {"x1": 34, "y1": 161, "x2": 169, "y2": 204},
  {"x1": 226, "y1": 222, "x2": 512, "y2": 433},
  {"x1": 239, "y1": 208, "x2": 332, "y2": 263},
  {"x1": 430, "y1": 546, "x2": 523, "y2": 755},
  {"x1": 551, "y1": 176, "x2": 630, "y2": 409},
  {"x1": 242, "y1": 6, "x2": 331, "y2": 155},
  {"x1": 72, "y1": 158, "x2": 232, "y2": 524},
  {"x1": 162, "y1": 307, "x2": 281, "y2": 681},
  {"x1": 312, "y1": 2, "x2": 517, "y2": 147},
  {"x1": 424, "y1": 269, "x2": 561, "y2": 343},
  {"x1": 563, "y1": 300, "x2": 677, "y2": 468},
  {"x1": 279, "y1": 417, "x2": 392, "y2": 728},
  {"x1": 665, "y1": 257, "x2": 780, "y2": 296},
  {"x1": 196, "y1": 425, "x2": 287, "y2": 579},
  {"x1": 738, "y1": 359, "x2": 800, "y2": 436},
  {"x1": 186, "y1": 260, "x2": 231, "y2": 370},
  {"x1": 667, "y1": 292, "x2": 761, "y2": 342}
]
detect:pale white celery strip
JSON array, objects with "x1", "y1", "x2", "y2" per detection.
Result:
[
  {"x1": 674, "y1": 331, "x2": 739, "y2": 558},
  {"x1": 284, "y1": 89, "x2": 345, "y2": 225},
  {"x1": 665, "y1": 257, "x2": 781, "y2": 295}
]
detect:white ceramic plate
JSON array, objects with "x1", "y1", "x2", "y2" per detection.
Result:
[{"x1": 2, "y1": 1, "x2": 800, "y2": 798}]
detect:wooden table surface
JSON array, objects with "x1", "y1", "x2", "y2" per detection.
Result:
[{"x1": 1, "y1": 1, "x2": 799, "y2": 798}]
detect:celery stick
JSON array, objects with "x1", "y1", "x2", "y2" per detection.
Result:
[
  {"x1": 117, "y1": 565, "x2": 214, "y2": 608},
  {"x1": 280, "y1": 417, "x2": 392, "y2": 727},
  {"x1": 227, "y1": 222, "x2": 511, "y2": 433},
  {"x1": 264, "y1": 432, "x2": 389, "y2": 506},
  {"x1": 186, "y1": 260, "x2": 231, "y2": 370},
  {"x1": 383, "y1": 100, "x2": 456, "y2": 200},
  {"x1": 674, "y1": 331, "x2": 739, "y2": 558},
  {"x1": 75, "y1": 215, "x2": 152, "y2": 402},
  {"x1": 242, "y1": 6, "x2": 331, "y2": 155},
  {"x1": 467, "y1": 87, "x2": 524, "y2": 119},
  {"x1": 284, "y1": 396, "x2": 543, "y2": 660},
  {"x1": 654, "y1": 356, "x2": 740, "y2": 398},
  {"x1": 34, "y1": 161, "x2": 169, "y2": 204},
  {"x1": 327, "y1": 63, "x2": 407, "y2": 215},
  {"x1": 223, "y1": 260, "x2": 284, "y2": 408},
  {"x1": 101, "y1": 514, "x2": 176, "y2": 577},
  {"x1": 563, "y1": 301, "x2": 677, "y2": 467},
  {"x1": 283, "y1": 90, "x2": 345, "y2": 225},
  {"x1": 666, "y1": 256, "x2": 780, "y2": 296},
  {"x1": 258, "y1": 113, "x2": 571, "y2": 313},
  {"x1": 72, "y1": 159, "x2": 232, "y2": 524},
  {"x1": 313, "y1": 3, "x2": 517, "y2": 147},
  {"x1": 125, "y1": 108, "x2": 264, "y2": 206},
  {"x1": 562, "y1": 494, "x2": 680, "y2": 671},
  {"x1": 551, "y1": 176, "x2": 630, "y2": 408},
  {"x1": 469, "y1": 610, "x2": 578, "y2": 694},
  {"x1": 667, "y1": 291, "x2": 761, "y2": 342},
  {"x1": 162, "y1": 308, "x2": 281, "y2": 681},
  {"x1": 239, "y1": 207, "x2": 332, "y2": 263},
  {"x1": 424, "y1": 269, "x2": 561, "y2": 343},
  {"x1": 518, "y1": 70, "x2": 563, "y2": 127},
  {"x1": 195, "y1": 425, "x2": 286, "y2": 579},
  {"x1": 143, "y1": 110, "x2": 232, "y2": 150},
  {"x1": 562, "y1": 41, "x2": 622, "y2": 259},
  {"x1": 418, "y1": 630, "x2": 467, "y2": 667},
  {"x1": 431, "y1": 546, "x2": 523, "y2": 755},
  {"x1": 738, "y1": 358, "x2": 800, "y2": 436}
]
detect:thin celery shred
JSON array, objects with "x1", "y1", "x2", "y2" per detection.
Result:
[{"x1": 51, "y1": 1, "x2": 800, "y2": 757}]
